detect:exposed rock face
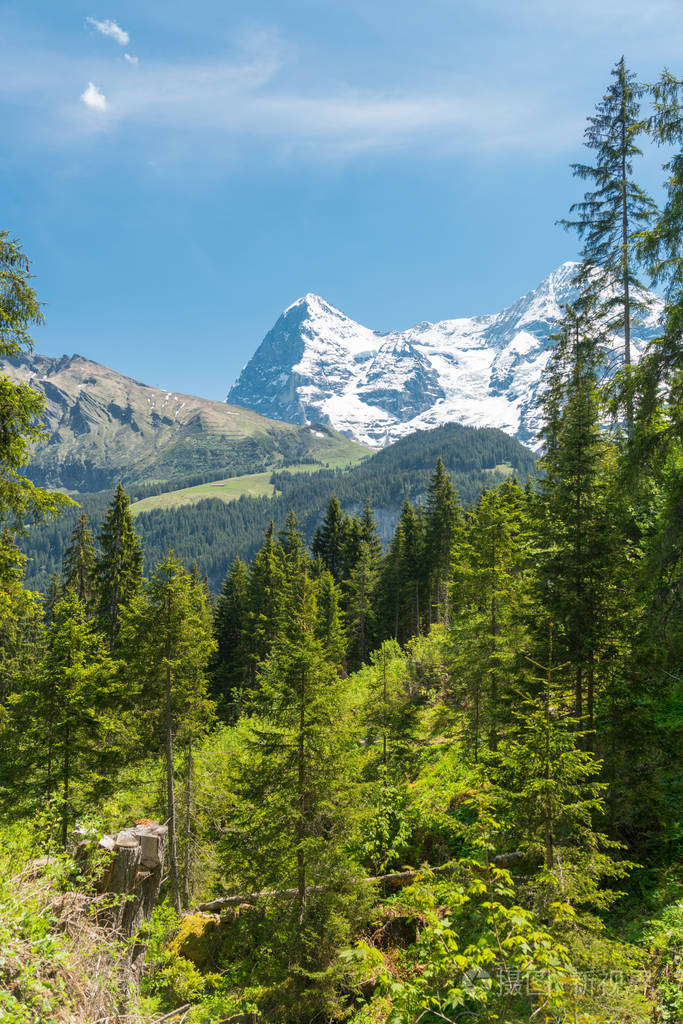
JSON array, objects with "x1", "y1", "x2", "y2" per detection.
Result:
[
  {"x1": 358, "y1": 337, "x2": 445, "y2": 419},
  {"x1": 228, "y1": 264, "x2": 664, "y2": 448}
]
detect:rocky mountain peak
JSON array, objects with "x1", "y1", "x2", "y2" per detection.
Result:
[{"x1": 227, "y1": 265, "x2": 664, "y2": 449}]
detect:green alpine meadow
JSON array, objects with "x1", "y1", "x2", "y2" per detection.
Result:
[{"x1": 0, "y1": 52, "x2": 681, "y2": 1024}]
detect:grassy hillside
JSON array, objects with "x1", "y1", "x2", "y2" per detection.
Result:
[
  {"x1": 130, "y1": 456, "x2": 367, "y2": 515},
  {"x1": 131, "y1": 471, "x2": 276, "y2": 513},
  {"x1": 2, "y1": 351, "x2": 367, "y2": 491}
]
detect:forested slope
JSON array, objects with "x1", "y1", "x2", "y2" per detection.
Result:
[{"x1": 20, "y1": 422, "x2": 535, "y2": 591}]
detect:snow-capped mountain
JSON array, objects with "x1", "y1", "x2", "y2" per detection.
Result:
[{"x1": 227, "y1": 263, "x2": 664, "y2": 448}]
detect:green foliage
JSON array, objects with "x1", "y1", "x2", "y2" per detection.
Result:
[
  {"x1": 644, "y1": 898, "x2": 683, "y2": 1023},
  {"x1": 560, "y1": 57, "x2": 657, "y2": 404},
  {"x1": 95, "y1": 484, "x2": 143, "y2": 651},
  {"x1": 3, "y1": 592, "x2": 118, "y2": 844},
  {"x1": 119, "y1": 552, "x2": 216, "y2": 911},
  {"x1": 62, "y1": 511, "x2": 97, "y2": 610},
  {"x1": 450, "y1": 479, "x2": 530, "y2": 759},
  {"x1": 0, "y1": 821, "x2": 74, "y2": 1023},
  {"x1": 209, "y1": 556, "x2": 251, "y2": 720},
  {"x1": 0, "y1": 232, "x2": 71, "y2": 532},
  {"x1": 424, "y1": 456, "x2": 462, "y2": 625},
  {"x1": 379, "y1": 861, "x2": 578, "y2": 1024}
]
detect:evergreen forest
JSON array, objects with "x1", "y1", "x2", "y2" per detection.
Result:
[{"x1": 0, "y1": 59, "x2": 681, "y2": 1024}]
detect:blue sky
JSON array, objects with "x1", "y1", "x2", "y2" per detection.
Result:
[{"x1": 2, "y1": 0, "x2": 680, "y2": 400}]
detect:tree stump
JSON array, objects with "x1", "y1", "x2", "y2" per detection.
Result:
[{"x1": 94, "y1": 822, "x2": 168, "y2": 980}]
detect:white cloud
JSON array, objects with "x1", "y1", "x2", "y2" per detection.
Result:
[
  {"x1": 80, "y1": 81, "x2": 108, "y2": 111},
  {"x1": 86, "y1": 17, "x2": 130, "y2": 46},
  {"x1": 0, "y1": 34, "x2": 594, "y2": 160},
  {"x1": 124, "y1": 54, "x2": 139, "y2": 65}
]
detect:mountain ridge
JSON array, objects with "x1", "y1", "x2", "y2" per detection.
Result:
[
  {"x1": 228, "y1": 263, "x2": 664, "y2": 448},
  {"x1": 1, "y1": 351, "x2": 368, "y2": 492}
]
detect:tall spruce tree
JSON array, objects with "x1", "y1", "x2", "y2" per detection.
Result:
[
  {"x1": 359, "y1": 498, "x2": 382, "y2": 563},
  {"x1": 346, "y1": 540, "x2": 378, "y2": 669},
  {"x1": 62, "y1": 511, "x2": 97, "y2": 610},
  {"x1": 95, "y1": 484, "x2": 143, "y2": 652},
  {"x1": 226, "y1": 539, "x2": 362, "y2": 1017},
  {"x1": 119, "y1": 553, "x2": 215, "y2": 911},
  {"x1": 8, "y1": 591, "x2": 116, "y2": 845},
  {"x1": 0, "y1": 232, "x2": 69, "y2": 531},
  {"x1": 490, "y1": 627, "x2": 628, "y2": 918},
  {"x1": 314, "y1": 564, "x2": 347, "y2": 671},
  {"x1": 210, "y1": 557, "x2": 250, "y2": 721},
  {"x1": 247, "y1": 522, "x2": 278, "y2": 681},
  {"x1": 377, "y1": 498, "x2": 426, "y2": 644},
  {"x1": 424, "y1": 458, "x2": 461, "y2": 626},
  {"x1": 535, "y1": 301, "x2": 616, "y2": 737},
  {"x1": 450, "y1": 480, "x2": 530, "y2": 759},
  {"x1": 312, "y1": 495, "x2": 347, "y2": 583},
  {"x1": 560, "y1": 57, "x2": 657, "y2": 431},
  {"x1": 0, "y1": 233, "x2": 70, "y2": 725}
]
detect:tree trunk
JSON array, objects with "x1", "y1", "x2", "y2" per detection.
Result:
[
  {"x1": 61, "y1": 721, "x2": 71, "y2": 848},
  {"x1": 165, "y1": 645, "x2": 181, "y2": 914},
  {"x1": 182, "y1": 737, "x2": 193, "y2": 911},
  {"x1": 587, "y1": 651, "x2": 595, "y2": 746},
  {"x1": 489, "y1": 590, "x2": 498, "y2": 752},
  {"x1": 544, "y1": 626, "x2": 554, "y2": 870},
  {"x1": 620, "y1": 103, "x2": 634, "y2": 434},
  {"x1": 296, "y1": 666, "x2": 307, "y2": 928}
]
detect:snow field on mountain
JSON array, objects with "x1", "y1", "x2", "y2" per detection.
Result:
[{"x1": 228, "y1": 263, "x2": 664, "y2": 448}]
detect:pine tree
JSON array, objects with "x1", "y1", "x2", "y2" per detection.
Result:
[
  {"x1": 95, "y1": 484, "x2": 143, "y2": 652},
  {"x1": 377, "y1": 513, "x2": 404, "y2": 642},
  {"x1": 119, "y1": 553, "x2": 216, "y2": 911},
  {"x1": 210, "y1": 557, "x2": 250, "y2": 721},
  {"x1": 359, "y1": 498, "x2": 382, "y2": 563},
  {"x1": 43, "y1": 573, "x2": 63, "y2": 625},
  {"x1": 450, "y1": 480, "x2": 530, "y2": 759},
  {"x1": 377, "y1": 498, "x2": 427, "y2": 643},
  {"x1": 0, "y1": 232, "x2": 69, "y2": 531},
  {"x1": 490, "y1": 627, "x2": 628, "y2": 916},
  {"x1": 535, "y1": 303, "x2": 616, "y2": 736},
  {"x1": 639, "y1": 71, "x2": 683, "y2": 306},
  {"x1": 633, "y1": 71, "x2": 683, "y2": 451},
  {"x1": 278, "y1": 508, "x2": 306, "y2": 566},
  {"x1": 62, "y1": 511, "x2": 97, "y2": 610},
  {"x1": 9, "y1": 591, "x2": 116, "y2": 845},
  {"x1": 247, "y1": 521, "x2": 278, "y2": 681},
  {"x1": 314, "y1": 564, "x2": 346, "y2": 670},
  {"x1": 398, "y1": 498, "x2": 427, "y2": 640},
  {"x1": 346, "y1": 540, "x2": 378, "y2": 669},
  {"x1": 424, "y1": 458, "x2": 461, "y2": 625},
  {"x1": 613, "y1": 73, "x2": 683, "y2": 853},
  {"x1": 0, "y1": 543, "x2": 44, "y2": 709},
  {"x1": 312, "y1": 495, "x2": 347, "y2": 583},
  {"x1": 227, "y1": 559, "x2": 362, "y2": 1013},
  {"x1": 560, "y1": 57, "x2": 657, "y2": 431}
]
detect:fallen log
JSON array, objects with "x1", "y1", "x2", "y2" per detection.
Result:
[{"x1": 196, "y1": 863, "x2": 457, "y2": 913}]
